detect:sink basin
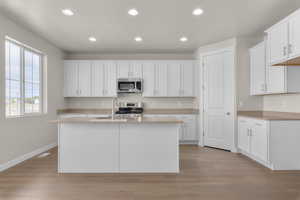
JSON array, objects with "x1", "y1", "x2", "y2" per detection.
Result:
[
  {"x1": 94, "y1": 117, "x2": 112, "y2": 120},
  {"x1": 90, "y1": 118, "x2": 128, "y2": 122}
]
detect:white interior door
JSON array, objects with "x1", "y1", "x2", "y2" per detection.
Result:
[{"x1": 203, "y1": 49, "x2": 235, "y2": 151}]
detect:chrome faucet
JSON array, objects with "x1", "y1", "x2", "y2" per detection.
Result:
[{"x1": 111, "y1": 98, "x2": 116, "y2": 120}]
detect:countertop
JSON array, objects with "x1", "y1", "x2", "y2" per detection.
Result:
[
  {"x1": 51, "y1": 117, "x2": 183, "y2": 124},
  {"x1": 238, "y1": 111, "x2": 300, "y2": 120},
  {"x1": 57, "y1": 108, "x2": 199, "y2": 115}
]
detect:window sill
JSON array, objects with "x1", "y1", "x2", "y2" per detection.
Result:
[{"x1": 6, "y1": 113, "x2": 47, "y2": 119}]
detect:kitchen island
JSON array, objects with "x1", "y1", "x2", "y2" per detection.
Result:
[{"x1": 54, "y1": 117, "x2": 182, "y2": 173}]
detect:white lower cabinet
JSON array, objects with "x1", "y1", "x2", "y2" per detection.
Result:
[
  {"x1": 238, "y1": 117, "x2": 300, "y2": 170},
  {"x1": 238, "y1": 118, "x2": 269, "y2": 166},
  {"x1": 145, "y1": 114, "x2": 198, "y2": 143}
]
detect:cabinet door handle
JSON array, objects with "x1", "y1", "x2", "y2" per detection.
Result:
[{"x1": 255, "y1": 123, "x2": 263, "y2": 126}]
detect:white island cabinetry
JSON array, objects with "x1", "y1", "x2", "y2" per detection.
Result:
[{"x1": 57, "y1": 118, "x2": 181, "y2": 173}]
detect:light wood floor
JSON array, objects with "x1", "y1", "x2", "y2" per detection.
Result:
[{"x1": 1, "y1": 146, "x2": 300, "y2": 200}]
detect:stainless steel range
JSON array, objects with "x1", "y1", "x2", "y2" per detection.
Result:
[{"x1": 115, "y1": 102, "x2": 143, "y2": 118}]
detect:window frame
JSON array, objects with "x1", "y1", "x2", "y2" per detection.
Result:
[{"x1": 5, "y1": 37, "x2": 44, "y2": 118}]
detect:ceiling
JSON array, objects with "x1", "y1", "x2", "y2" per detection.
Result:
[{"x1": 0, "y1": 0, "x2": 298, "y2": 53}]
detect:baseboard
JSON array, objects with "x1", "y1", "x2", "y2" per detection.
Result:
[
  {"x1": 180, "y1": 140, "x2": 199, "y2": 145},
  {"x1": 0, "y1": 143, "x2": 57, "y2": 172},
  {"x1": 238, "y1": 148, "x2": 271, "y2": 170}
]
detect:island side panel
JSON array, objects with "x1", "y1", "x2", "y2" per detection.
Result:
[
  {"x1": 119, "y1": 123, "x2": 180, "y2": 173},
  {"x1": 58, "y1": 123, "x2": 119, "y2": 173}
]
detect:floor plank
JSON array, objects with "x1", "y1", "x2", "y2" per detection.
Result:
[{"x1": 1, "y1": 146, "x2": 300, "y2": 200}]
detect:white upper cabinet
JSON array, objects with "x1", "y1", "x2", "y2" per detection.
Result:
[
  {"x1": 289, "y1": 10, "x2": 300, "y2": 59},
  {"x1": 155, "y1": 60, "x2": 195, "y2": 97},
  {"x1": 250, "y1": 39, "x2": 300, "y2": 95},
  {"x1": 266, "y1": 8, "x2": 300, "y2": 65},
  {"x1": 267, "y1": 20, "x2": 289, "y2": 65},
  {"x1": 117, "y1": 61, "x2": 131, "y2": 78},
  {"x1": 91, "y1": 61, "x2": 105, "y2": 97},
  {"x1": 250, "y1": 42, "x2": 267, "y2": 95},
  {"x1": 167, "y1": 61, "x2": 181, "y2": 97},
  {"x1": 142, "y1": 61, "x2": 156, "y2": 97},
  {"x1": 65, "y1": 60, "x2": 196, "y2": 98},
  {"x1": 78, "y1": 61, "x2": 92, "y2": 97},
  {"x1": 155, "y1": 61, "x2": 168, "y2": 97},
  {"x1": 64, "y1": 60, "x2": 91, "y2": 97},
  {"x1": 130, "y1": 61, "x2": 143, "y2": 78},
  {"x1": 117, "y1": 60, "x2": 143, "y2": 78},
  {"x1": 64, "y1": 60, "x2": 78, "y2": 97},
  {"x1": 181, "y1": 61, "x2": 195, "y2": 97},
  {"x1": 104, "y1": 61, "x2": 117, "y2": 97},
  {"x1": 92, "y1": 61, "x2": 117, "y2": 97}
]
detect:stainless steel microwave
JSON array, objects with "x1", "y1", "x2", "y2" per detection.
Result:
[{"x1": 117, "y1": 78, "x2": 143, "y2": 94}]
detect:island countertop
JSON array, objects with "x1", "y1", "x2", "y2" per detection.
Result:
[{"x1": 51, "y1": 117, "x2": 184, "y2": 124}]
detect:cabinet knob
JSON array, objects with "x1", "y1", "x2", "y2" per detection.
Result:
[{"x1": 226, "y1": 112, "x2": 231, "y2": 116}]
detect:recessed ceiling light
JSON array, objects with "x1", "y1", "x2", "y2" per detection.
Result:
[
  {"x1": 193, "y1": 8, "x2": 203, "y2": 16},
  {"x1": 135, "y1": 37, "x2": 143, "y2": 42},
  {"x1": 89, "y1": 37, "x2": 97, "y2": 42},
  {"x1": 128, "y1": 8, "x2": 139, "y2": 16},
  {"x1": 180, "y1": 37, "x2": 188, "y2": 42},
  {"x1": 62, "y1": 9, "x2": 74, "y2": 16}
]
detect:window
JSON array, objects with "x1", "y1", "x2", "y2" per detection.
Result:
[{"x1": 5, "y1": 38, "x2": 44, "y2": 117}]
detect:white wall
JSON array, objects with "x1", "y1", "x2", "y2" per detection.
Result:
[
  {"x1": 236, "y1": 37, "x2": 264, "y2": 111},
  {"x1": 264, "y1": 94, "x2": 300, "y2": 112},
  {"x1": 0, "y1": 13, "x2": 65, "y2": 165}
]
